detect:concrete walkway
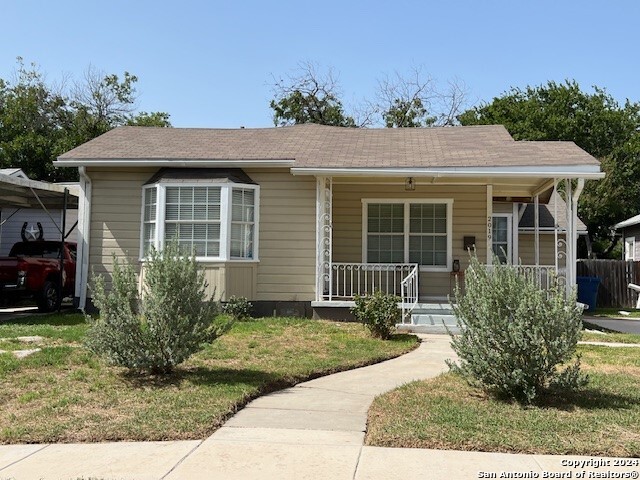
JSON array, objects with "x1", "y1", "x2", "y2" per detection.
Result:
[{"x1": 1, "y1": 335, "x2": 637, "y2": 479}]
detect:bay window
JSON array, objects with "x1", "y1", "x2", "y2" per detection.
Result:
[{"x1": 141, "y1": 180, "x2": 259, "y2": 261}]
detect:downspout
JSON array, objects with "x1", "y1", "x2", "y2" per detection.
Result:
[{"x1": 76, "y1": 167, "x2": 92, "y2": 311}]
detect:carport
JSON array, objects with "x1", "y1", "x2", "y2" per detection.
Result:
[{"x1": 0, "y1": 172, "x2": 79, "y2": 308}]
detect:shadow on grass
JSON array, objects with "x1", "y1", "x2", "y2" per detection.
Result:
[
  {"x1": 388, "y1": 333, "x2": 418, "y2": 343},
  {"x1": 1, "y1": 309, "x2": 86, "y2": 327},
  {"x1": 533, "y1": 387, "x2": 639, "y2": 412},
  {"x1": 121, "y1": 365, "x2": 288, "y2": 392}
]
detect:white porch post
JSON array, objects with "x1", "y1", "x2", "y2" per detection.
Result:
[
  {"x1": 486, "y1": 185, "x2": 493, "y2": 265},
  {"x1": 534, "y1": 195, "x2": 540, "y2": 266},
  {"x1": 553, "y1": 179, "x2": 559, "y2": 272},
  {"x1": 512, "y1": 203, "x2": 519, "y2": 264},
  {"x1": 315, "y1": 177, "x2": 333, "y2": 301},
  {"x1": 563, "y1": 179, "x2": 586, "y2": 296},
  {"x1": 569, "y1": 179, "x2": 585, "y2": 296}
]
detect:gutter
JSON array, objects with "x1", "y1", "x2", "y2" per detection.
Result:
[
  {"x1": 54, "y1": 159, "x2": 295, "y2": 168},
  {"x1": 76, "y1": 167, "x2": 92, "y2": 311},
  {"x1": 289, "y1": 166, "x2": 605, "y2": 179}
]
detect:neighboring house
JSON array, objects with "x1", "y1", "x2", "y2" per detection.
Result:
[
  {"x1": 0, "y1": 169, "x2": 79, "y2": 255},
  {"x1": 614, "y1": 215, "x2": 640, "y2": 260},
  {"x1": 54, "y1": 124, "x2": 603, "y2": 319}
]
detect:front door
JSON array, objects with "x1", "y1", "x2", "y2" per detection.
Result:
[{"x1": 491, "y1": 214, "x2": 512, "y2": 264}]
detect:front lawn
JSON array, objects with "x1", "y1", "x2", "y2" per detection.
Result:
[
  {"x1": 581, "y1": 330, "x2": 640, "y2": 344},
  {"x1": 0, "y1": 312, "x2": 417, "y2": 444},
  {"x1": 366, "y1": 341, "x2": 640, "y2": 457}
]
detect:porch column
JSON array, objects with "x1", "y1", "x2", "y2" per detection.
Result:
[
  {"x1": 486, "y1": 185, "x2": 493, "y2": 265},
  {"x1": 534, "y1": 195, "x2": 540, "y2": 266},
  {"x1": 315, "y1": 176, "x2": 333, "y2": 301},
  {"x1": 512, "y1": 202, "x2": 519, "y2": 264},
  {"x1": 567, "y1": 179, "x2": 585, "y2": 296}
]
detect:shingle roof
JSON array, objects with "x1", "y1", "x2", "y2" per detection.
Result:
[
  {"x1": 519, "y1": 191, "x2": 587, "y2": 232},
  {"x1": 57, "y1": 124, "x2": 600, "y2": 169}
]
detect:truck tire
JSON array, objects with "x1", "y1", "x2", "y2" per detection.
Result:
[{"x1": 37, "y1": 280, "x2": 61, "y2": 312}]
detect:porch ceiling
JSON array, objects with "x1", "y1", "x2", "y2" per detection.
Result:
[{"x1": 331, "y1": 176, "x2": 555, "y2": 202}]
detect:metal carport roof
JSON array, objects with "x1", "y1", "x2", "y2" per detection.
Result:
[{"x1": 0, "y1": 173, "x2": 78, "y2": 210}]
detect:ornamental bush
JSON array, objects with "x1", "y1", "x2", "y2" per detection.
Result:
[
  {"x1": 86, "y1": 242, "x2": 230, "y2": 374},
  {"x1": 351, "y1": 290, "x2": 401, "y2": 339},
  {"x1": 448, "y1": 253, "x2": 587, "y2": 404},
  {"x1": 222, "y1": 295, "x2": 253, "y2": 321}
]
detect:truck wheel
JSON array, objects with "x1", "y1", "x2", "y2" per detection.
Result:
[{"x1": 37, "y1": 281, "x2": 61, "y2": 312}]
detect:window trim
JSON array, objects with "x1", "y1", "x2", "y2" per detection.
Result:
[
  {"x1": 140, "y1": 181, "x2": 260, "y2": 262},
  {"x1": 625, "y1": 236, "x2": 635, "y2": 261},
  {"x1": 361, "y1": 198, "x2": 453, "y2": 272}
]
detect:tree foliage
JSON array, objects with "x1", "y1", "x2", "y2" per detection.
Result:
[
  {"x1": 270, "y1": 62, "x2": 355, "y2": 127},
  {"x1": 377, "y1": 68, "x2": 468, "y2": 127},
  {"x1": 459, "y1": 80, "x2": 640, "y2": 252},
  {"x1": 0, "y1": 58, "x2": 171, "y2": 181},
  {"x1": 269, "y1": 63, "x2": 469, "y2": 128}
]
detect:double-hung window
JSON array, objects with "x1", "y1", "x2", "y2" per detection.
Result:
[
  {"x1": 142, "y1": 181, "x2": 259, "y2": 261},
  {"x1": 364, "y1": 199, "x2": 452, "y2": 271}
]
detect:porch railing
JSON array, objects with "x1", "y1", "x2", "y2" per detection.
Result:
[
  {"x1": 514, "y1": 265, "x2": 564, "y2": 290},
  {"x1": 401, "y1": 264, "x2": 419, "y2": 323},
  {"x1": 325, "y1": 263, "x2": 418, "y2": 301}
]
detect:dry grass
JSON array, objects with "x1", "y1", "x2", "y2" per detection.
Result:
[
  {"x1": 366, "y1": 344, "x2": 640, "y2": 456},
  {"x1": 0, "y1": 314, "x2": 417, "y2": 444}
]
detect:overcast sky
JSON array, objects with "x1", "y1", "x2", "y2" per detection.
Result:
[{"x1": 2, "y1": 0, "x2": 638, "y2": 128}]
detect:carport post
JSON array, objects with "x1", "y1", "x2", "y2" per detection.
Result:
[{"x1": 58, "y1": 188, "x2": 68, "y2": 312}]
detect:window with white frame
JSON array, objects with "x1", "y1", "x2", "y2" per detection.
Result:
[
  {"x1": 364, "y1": 200, "x2": 452, "y2": 270},
  {"x1": 625, "y1": 237, "x2": 635, "y2": 261},
  {"x1": 142, "y1": 182, "x2": 259, "y2": 261}
]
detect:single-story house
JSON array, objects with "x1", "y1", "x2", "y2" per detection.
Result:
[
  {"x1": 614, "y1": 215, "x2": 640, "y2": 260},
  {"x1": 54, "y1": 124, "x2": 603, "y2": 322}
]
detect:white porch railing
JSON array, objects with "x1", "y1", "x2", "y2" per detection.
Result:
[
  {"x1": 324, "y1": 263, "x2": 418, "y2": 301},
  {"x1": 514, "y1": 265, "x2": 565, "y2": 290},
  {"x1": 401, "y1": 264, "x2": 419, "y2": 323}
]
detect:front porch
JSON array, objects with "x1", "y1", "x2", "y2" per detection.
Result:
[{"x1": 311, "y1": 175, "x2": 585, "y2": 324}]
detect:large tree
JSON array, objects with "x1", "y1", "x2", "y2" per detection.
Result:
[
  {"x1": 269, "y1": 62, "x2": 356, "y2": 127},
  {"x1": 376, "y1": 67, "x2": 468, "y2": 127},
  {"x1": 0, "y1": 59, "x2": 171, "y2": 181},
  {"x1": 269, "y1": 63, "x2": 469, "y2": 128},
  {"x1": 459, "y1": 80, "x2": 640, "y2": 256}
]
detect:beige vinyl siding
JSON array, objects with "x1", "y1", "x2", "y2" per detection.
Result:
[
  {"x1": 243, "y1": 169, "x2": 316, "y2": 301},
  {"x1": 87, "y1": 167, "x2": 316, "y2": 302},
  {"x1": 518, "y1": 233, "x2": 565, "y2": 266},
  {"x1": 87, "y1": 167, "x2": 154, "y2": 283},
  {"x1": 225, "y1": 263, "x2": 257, "y2": 299},
  {"x1": 332, "y1": 183, "x2": 487, "y2": 298}
]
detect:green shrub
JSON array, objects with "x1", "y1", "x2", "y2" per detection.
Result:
[
  {"x1": 449, "y1": 253, "x2": 587, "y2": 404},
  {"x1": 223, "y1": 296, "x2": 253, "y2": 320},
  {"x1": 351, "y1": 290, "x2": 401, "y2": 339},
  {"x1": 86, "y1": 242, "x2": 230, "y2": 374}
]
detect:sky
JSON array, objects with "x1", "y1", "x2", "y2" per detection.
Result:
[{"x1": 1, "y1": 0, "x2": 639, "y2": 129}]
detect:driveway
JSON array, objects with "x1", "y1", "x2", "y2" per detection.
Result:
[{"x1": 583, "y1": 315, "x2": 640, "y2": 334}]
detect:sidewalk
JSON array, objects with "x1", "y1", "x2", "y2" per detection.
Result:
[{"x1": 0, "y1": 335, "x2": 637, "y2": 479}]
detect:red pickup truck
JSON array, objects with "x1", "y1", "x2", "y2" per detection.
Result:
[{"x1": 0, "y1": 241, "x2": 77, "y2": 312}]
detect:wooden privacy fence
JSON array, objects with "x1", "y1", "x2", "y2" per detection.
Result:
[{"x1": 576, "y1": 260, "x2": 640, "y2": 308}]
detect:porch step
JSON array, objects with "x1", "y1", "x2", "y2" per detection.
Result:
[
  {"x1": 399, "y1": 302, "x2": 461, "y2": 335},
  {"x1": 397, "y1": 323, "x2": 460, "y2": 335},
  {"x1": 411, "y1": 303, "x2": 454, "y2": 315},
  {"x1": 411, "y1": 313, "x2": 458, "y2": 327}
]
